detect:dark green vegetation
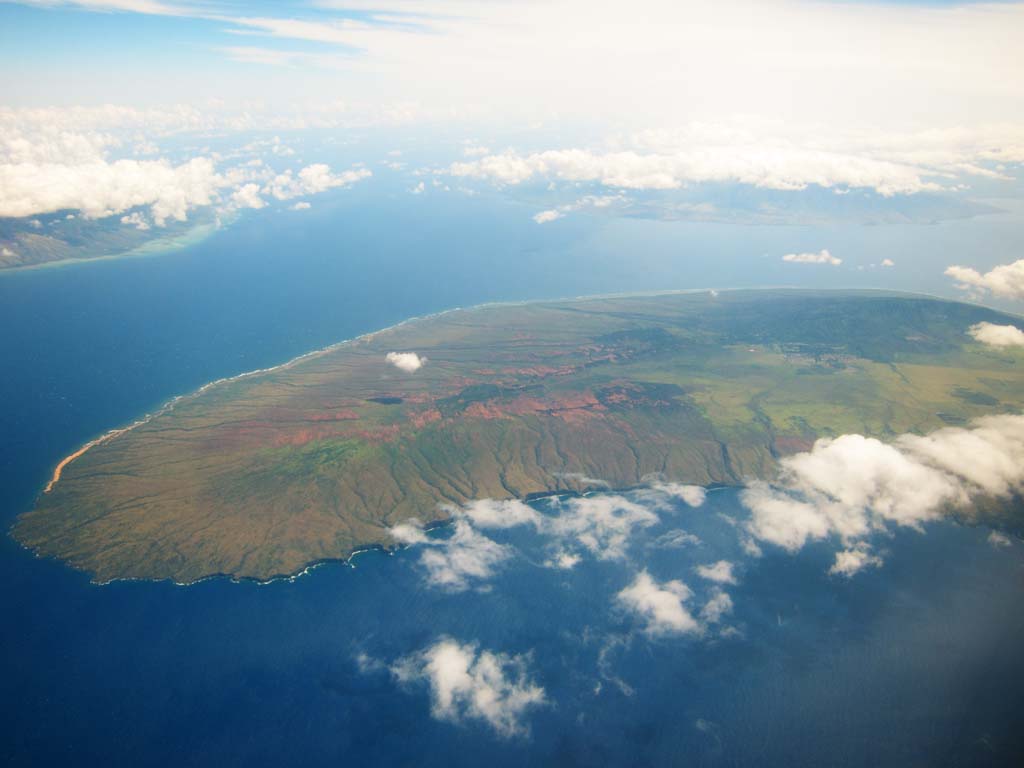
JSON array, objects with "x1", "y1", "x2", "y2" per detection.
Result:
[{"x1": 13, "y1": 290, "x2": 1024, "y2": 583}]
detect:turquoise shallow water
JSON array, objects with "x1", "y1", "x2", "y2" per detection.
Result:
[{"x1": 2, "y1": 187, "x2": 1023, "y2": 766}]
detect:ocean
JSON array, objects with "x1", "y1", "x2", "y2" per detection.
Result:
[{"x1": 1, "y1": 185, "x2": 1023, "y2": 766}]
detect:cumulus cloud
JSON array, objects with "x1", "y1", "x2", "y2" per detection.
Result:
[
  {"x1": 390, "y1": 519, "x2": 512, "y2": 591},
  {"x1": 946, "y1": 259, "x2": 1024, "y2": 301},
  {"x1": 829, "y1": 547, "x2": 884, "y2": 577},
  {"x1": 291, "y1": 201, "x2": 311, "y2": 211},
  {"x1": 698, "y1": 588, "x2": 734, "y2": 624},
  {"x1": 430, "y1": 492, "x2": 661, "y2": 572},
  {"x1": 120, "y1": 211, "x2": 150, "y2": 230},
  {"x1": 968, "y1": 322, "x2": 1024, "y2": 348},
  {"x1": 881, "y1": 258, "x2": 895, "y2": 267},
  {"x1": 457, "y1": 498, "x2": 543, "y2": 529},
  {"x1": 265, "y1": 163, "x2": 371, "y2": 201},
  {"x1": 545, "y1": 550, "x2": 582, "y2": 569},
  {"x1": 231, "y1": 182, "x2": 265, "y2": 210},
  {"x1": 386, "y1": 351, "x2": 426, "y2": 372},
  {"x1": 988, "y1": 530, "x2": 1012, "y2": 548},
  {"x1": 782, "y1": 249, "x2": 842, "y2": 266},
  {"x1": 391, "y1": 638, "x2": 545, "y2": 738},
  {"x1": 742, "y1": 415, "x2": 1024, "y2": 569},
  {"x1": 531, "y1": 194, "x2": 625, "y2": 224},
  {"x1": 532, "y1": 209, "x2": 563, "y2": 224},
  {"x1": 616, "y1": 571, "x2": 701, "y2": 637},
  {"x1": 0, "y1": 124, "x2": 371, "y2": 224},
  {"x1": 545, "y1": 495, "x2": 660, "y2": 561},
  {"x1": 695, "y1": 560, "x2": 738, "y2": 585},
  {"x1": 0, "y1": 154, "x2": 222, "y2": 224}
]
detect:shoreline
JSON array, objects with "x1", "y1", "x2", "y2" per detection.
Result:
[
  {"x1": 36, "y1": 285, "x2": 1015, "y2": 501},
  {"x1": 93, "y1": 484, "x2": 741, "y2": 588},
  {"x1": 0, "y1": 219, "x2": 222, "y2": 276}
]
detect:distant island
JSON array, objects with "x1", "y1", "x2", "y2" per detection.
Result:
[
  {"x1": 0, "y1": 211, "x2": 218, "y2": 271},
  {"x1": 12, "y1": 290, "x2": 1024, "y2": 583}
]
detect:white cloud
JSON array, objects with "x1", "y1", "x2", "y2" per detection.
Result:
[
  {"x1": 616, "y1": 571, "x2": 701, "y2": 637},
  {"x1": 531, "y1": 193, "x2": 626, "y2": 224},
  {"x1": 386, "y1": 351, "x2": 426, "y2": 372},
  {"x1": 742, "y1": 415, "x2": 1024, "y2": 567},
  {"x1": 457, "y1": 498, "x2": 542, "y2": 530},
  {"x1": 648, "y1": 482, "x2": 706, "y2": 507},
  {"x1": 968, "y1": 322, "x2": 1024, "y2": 348},
  {"x1": 532, "y1": 209, "x2": 563, "y2": 224},
  {"x1": 698, "y1": 588, "x2": 734, "y2": 624},
  {"x1": 390, "y1": 518, "x2": 512, "y2": 591},
  {"x1": 410, "y1": 181, "x2": 425, "y2": 194},
  {"x1": 18, "y1": 1, "x2": 1024, "y2": 141},
  {"x1": 545, "y1": 495, "x2": 660, "y2": 561},
  {"x1": 650, "y1": 529, "x2": 702, "y2": 549},
  {"x1": 265, "y1": 163, "x2": 371, "y2": 201},
  {"x1": 988, "y1": 530, "x2": 1012, "y2": 548},
  {"x1": 231, "y1": 182, "x2": 265, "y2": 210},
  {"x1": 881, "y1": 258, "x2": 895, "y2": 267},
  {"x1": 552, "y1": 472, "x2": 610, "y2": 488},
  {"x1": 545, "y1": 550, "x2": 581, "y2": 570},
  {"x1": 829, "y1": 547, "x2": 884, "y2": 577},
  {"x1": 451, "y1": 145, "x2": 943, "y2": 198},
  {"x1": 695, "y1": 560, "x2": 738, "y2": 585},
  {"x1": 120, "y1": 211, "x2": 150, "y2": 230},
  {"x1": 782, "y1": 249, "x2": 842, "y2": 266},
  {"x1": 291, "y1": 201, "x2": 311, "y2": 211},
  {"x1": 439, "y1": 492, "x2": 660, "y2": 566},
  {"x1": 391, "y1": 638, "x2": 546, "y2": 738},
  {"x1": 0, "y1": 124, "x2": 371, "y2": 224},
  {"x1": 946, "y1": 259, "x2": 1024, "y2": 301},
  {"x1": 0, "y1": 155, "x2": 222, "y2": 224}
]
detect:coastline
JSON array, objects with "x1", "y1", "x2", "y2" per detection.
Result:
[
  {"x1": 37, "y1": 303, "x2": 471, "y2": 499},
  {"x1": 0, "y1": 219, "x2": 223, "y2": 276},
  {"x1": 93, "y1": 484, "x2": 739, "y2": 588},
  {"x1": 36, "y1": 285, "x2": 1010, "y2": 502}
]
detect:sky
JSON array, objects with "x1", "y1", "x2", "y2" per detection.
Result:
[{"x1": 1, "y1": 0, "x2": 1023, "y2": 304}]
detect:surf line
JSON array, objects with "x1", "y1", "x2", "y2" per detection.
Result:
[
  {"x1": 43, "y1": 420, "x2": 146, "y2": 493},
  {"x1": 39, "y1": 305, "x2": 470, "y2": 495}
]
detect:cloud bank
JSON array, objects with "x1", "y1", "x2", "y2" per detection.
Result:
[
  {"x1": 0, "y1": 124, "x2": 370, "y2": 224},
  {"x1": 449, "y1": 146, "x2": 942, "y2": 198},
  {"x1": 742, "y1": 415, "x2": 1024, "y2": 574}
]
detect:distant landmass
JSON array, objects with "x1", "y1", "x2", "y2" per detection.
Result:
[
  {"x1": 0, "y1": 210, "x2": 217, "y2": 270},
  {"x1": 12, "y1": 290, "x2": 1024, "y2": 583}
]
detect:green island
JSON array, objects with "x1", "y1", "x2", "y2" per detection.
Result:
[{"x1": 12, "y1": 289, "x2": 1024, "y2": 583}]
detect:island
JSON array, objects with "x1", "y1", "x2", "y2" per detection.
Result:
[{"x1": 12, "y1": 290, "x2": 1024, "y2": 583}]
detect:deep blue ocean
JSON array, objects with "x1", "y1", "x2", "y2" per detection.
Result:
[{"x1": 2, "y1": 183, "x2": 1023, "y2": 767}]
